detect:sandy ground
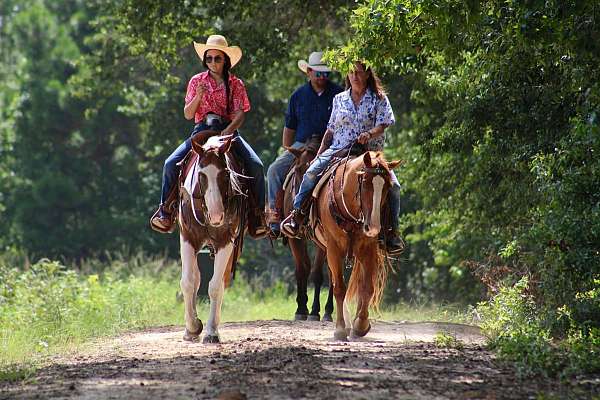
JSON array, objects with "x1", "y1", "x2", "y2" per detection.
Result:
[{"x1": 1, "y1": 320, "x2": 598, "y2": 399}]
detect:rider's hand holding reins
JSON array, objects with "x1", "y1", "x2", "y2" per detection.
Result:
[{"x1": 357, "y1": 131, "x2": 371, "y2": 144}]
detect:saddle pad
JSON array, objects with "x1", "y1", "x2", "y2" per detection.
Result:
[
  {"x1": 183, "y1": 157, "x2": 199, "y2": 198},
  {"x1": 282, "y1": 166, "x2": 295, "y2": 193},
  {"x1": 311, "y1": 158, "x2": 344, "y2": 200}
]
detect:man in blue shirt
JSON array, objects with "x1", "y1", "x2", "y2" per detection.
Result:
[{"x1": 266, "y1": 51, "x2": 343, "y2": 237}]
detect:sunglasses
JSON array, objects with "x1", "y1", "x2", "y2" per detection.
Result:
[
  {"x1": 314, "y1": 71, "x2": 330, "y2": 78},
  {"x1": 205, "y1": 55, "x2": 224, "y2": 64}
]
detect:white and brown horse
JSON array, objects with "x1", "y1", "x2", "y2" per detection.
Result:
[
  {"x1": 177, "y1": 131, "x2": 246, "y2": 343},
  {"x1": 313, "y1": 151, "x2": 401, "y2": 340}
]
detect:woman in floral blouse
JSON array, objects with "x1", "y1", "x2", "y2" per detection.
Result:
[
  {"x1": 151, "y1": 35, "x2": 267, "y2": 237},
  {"x1": 281, "y1": 61, "x2": 403, "y2": 253}
]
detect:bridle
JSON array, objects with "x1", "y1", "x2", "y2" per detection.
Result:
[
  {"x1": 336, "y1": 144, "x2": 390, "y2": 228},
  {"x1": 189, "y1": 150, "x2": 243, "y2": 228}
]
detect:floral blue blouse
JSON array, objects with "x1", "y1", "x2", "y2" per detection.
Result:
[{"x1": 327, "y1": 88, "x2": 395, "y2": 151}]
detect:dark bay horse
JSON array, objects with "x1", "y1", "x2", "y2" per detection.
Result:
[
  {"x1": 312, "y1": 151, "x2": 401, "y2": 340},
  {"x1": 178, "y1": 131, "x2": 246, "y2": 343},
  {"x1": 283, "y1": 140, "x2": 334, "y2": 321}
]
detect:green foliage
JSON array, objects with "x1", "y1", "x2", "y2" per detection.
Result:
[
  {"x1": 0, "y1": 258, "x2": 182, "y2": 369},
  {"x1": 434, "y1": 330, "x2": 464, "y2": 350},
  {"x1": 478, "y1": 277, "x2": 600, "y2": 377}
]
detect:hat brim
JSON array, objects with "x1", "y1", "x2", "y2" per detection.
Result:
[
  {"x1": 298, "y1": 60, "x2": 331, "y2": 73},
  {"x1": 194, "y1": 42, "x2": 242, "y2": 68}
]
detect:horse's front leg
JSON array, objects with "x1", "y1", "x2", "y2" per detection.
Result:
[
  {"x1": 180, "y1": 236, "x2": 203, "y2": 341},
  {"x1": 326, "y1": 242, "x2": 348, "y2": 341},
  {"x1": 289, "y1": 238, "x2": 310, "y2": 320},
  {"x1": 204, "y1": 241, "x2": 234, "y2": 343},
  {"x1": 351, "y1": 244, "x2": 377, "y2": 338}
]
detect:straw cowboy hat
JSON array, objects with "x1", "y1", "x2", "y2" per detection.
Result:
[
  {"x1": 193, "y1": 34, "x2": 242, "y2": 68},
  {"x1": 298, "y1": 51, "x2": 331, "y2": 73}
]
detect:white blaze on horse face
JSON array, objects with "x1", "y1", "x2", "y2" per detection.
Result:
[
  {"x1": 365, "y1": 175, "x2": 385, "y2": 237},
  {"x1": 200, "y1": 164, "x2": 225, "y2": 226}
]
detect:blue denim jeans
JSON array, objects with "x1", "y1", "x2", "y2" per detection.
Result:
[
  {"x1": 160, "y1": 122, "x2": 265, "y2": 211},
  {"x1": 266, "y1": 141, "x2": 305, "y2": 210},
  {"x1": 292, "y1": 147, "x2": 401, "y2": 230}
]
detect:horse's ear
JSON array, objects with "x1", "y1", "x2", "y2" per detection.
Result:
[
  {"x1": 218, "y1": 134, "x2": 235, "y2": 154},
  {"x1": 387, "y1": 159, "x2": 405, "y2": 170},
  {"x1": 363, "y1": 152, "x2": 375, "y2": 168},
  {"x1": 191, "y1": 137, "x2": 205, "y2": 155},
  {"x1": 285, "y1": 146, "x2": 304, "y2": 159}
]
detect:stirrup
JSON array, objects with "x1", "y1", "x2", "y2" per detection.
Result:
[{"x1": 281, "y1": 210, "x2": 303, "y2": 238}]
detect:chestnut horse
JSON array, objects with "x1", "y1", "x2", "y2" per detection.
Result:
[
  {"x1": 177, "y1": 131, "x2": 246, "y2": 343},
  {"x1": 283, "y1": 140, "x2": 334, "y2": 321},
  {"x1": 312, "y1": 151, "x2": 401, "y2": 340}
]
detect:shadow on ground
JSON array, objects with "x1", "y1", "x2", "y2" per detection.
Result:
[{"x1": 1, "y1": 321, "x2": 598, "y2": 399}]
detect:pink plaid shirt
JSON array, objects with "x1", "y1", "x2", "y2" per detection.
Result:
[{"x1": 185, "y1": 71, "x2": 251, "y2": 123}]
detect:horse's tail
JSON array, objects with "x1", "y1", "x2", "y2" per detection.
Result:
[{"x1": 345, "y1": 249, "x2": 389, "y2": 312}]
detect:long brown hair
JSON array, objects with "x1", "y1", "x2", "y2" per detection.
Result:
[
  {"x1": 345, "y1": 62, "x2": 386, "y2": 99},
  {"x1": 203, "y1": 50, "x2": 232, "y2": 115}
]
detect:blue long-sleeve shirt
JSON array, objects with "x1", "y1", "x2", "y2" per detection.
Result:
[{"x1": 285, "y1": 81, "x2": 343, "y2": 143}]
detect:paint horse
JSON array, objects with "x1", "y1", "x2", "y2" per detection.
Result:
[
  {"x1": 178, "y1": 131, "x2": 247, "y2": 343},
  {"x1": 312, "y1": 151, "x2": 401, "y2": 340},
  {"x1": 283, "y1": 139, "x2": 334, "y2": 321}
]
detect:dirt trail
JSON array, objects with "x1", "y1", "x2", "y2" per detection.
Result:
[{"x1": 1, "y1": 320, "x2": 596, "y2": 399}]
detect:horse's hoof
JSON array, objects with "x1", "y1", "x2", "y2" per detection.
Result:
[
  {"x1": 334, "y1": 329, "x2": 349, "y2": 341},
  {"x1": 307, "y1": 314, "x2": 320, "y2": 321},
  {"x1": 203, "y1": 334, "x2": 220, "y2": 344},
  {"x1": 322, "y1": 313, "x2": 333, "y2": 322},
  {"x1": 351, "y1": 322, "x2": 371, "y2": 338},
  {"x1": 183, "y1": 320, "x2": 203, "y2": 342},
  {"x1": 294, "y1": 313, "x2": 308, "y2": 321}
]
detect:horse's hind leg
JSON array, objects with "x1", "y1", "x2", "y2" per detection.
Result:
[
  {"x1": 180, "y1": 237, "x2": 203, "y2": 341},
  {"x1": 289, "y1": 238, "x2": 310, "y2": 320},
  {"x1": 309, "y1": 247, "x2": 327, "y2": 321},
  {"x1": 204, "y1": 242, "x2": 234, "y2": 343},
  {"x1": 323, "y1": 264, "x2": 334, "y2": 322}
]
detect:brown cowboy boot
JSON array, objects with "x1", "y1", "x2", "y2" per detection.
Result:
[
  {"x1": 385, "y1": 231, "x2": 405, "y2": 256},
  {"x1": 248, "y1": 208, "x2": 269, "y2": 239},
  {"x1": 266, "y1": 208, "x2": 281, "y2": 239},
  {"x1": 150, "y1": 204, "x2": 176, "y2": 233}
]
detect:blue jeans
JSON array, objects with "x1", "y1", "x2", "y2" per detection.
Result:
[
  {"x1": 266, "y1": 141, "x2": 305, "y2": 211},
  {"x1": 292, "y1": 147, "x2": 401, "y2": 230},
  {"x1": 160, "y1": 122, "x2": 265, "y2": 211}
]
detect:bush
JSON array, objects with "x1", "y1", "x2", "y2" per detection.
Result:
[{"x1": 478, "y1": 277, "x2": 600, "y2": 378}]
